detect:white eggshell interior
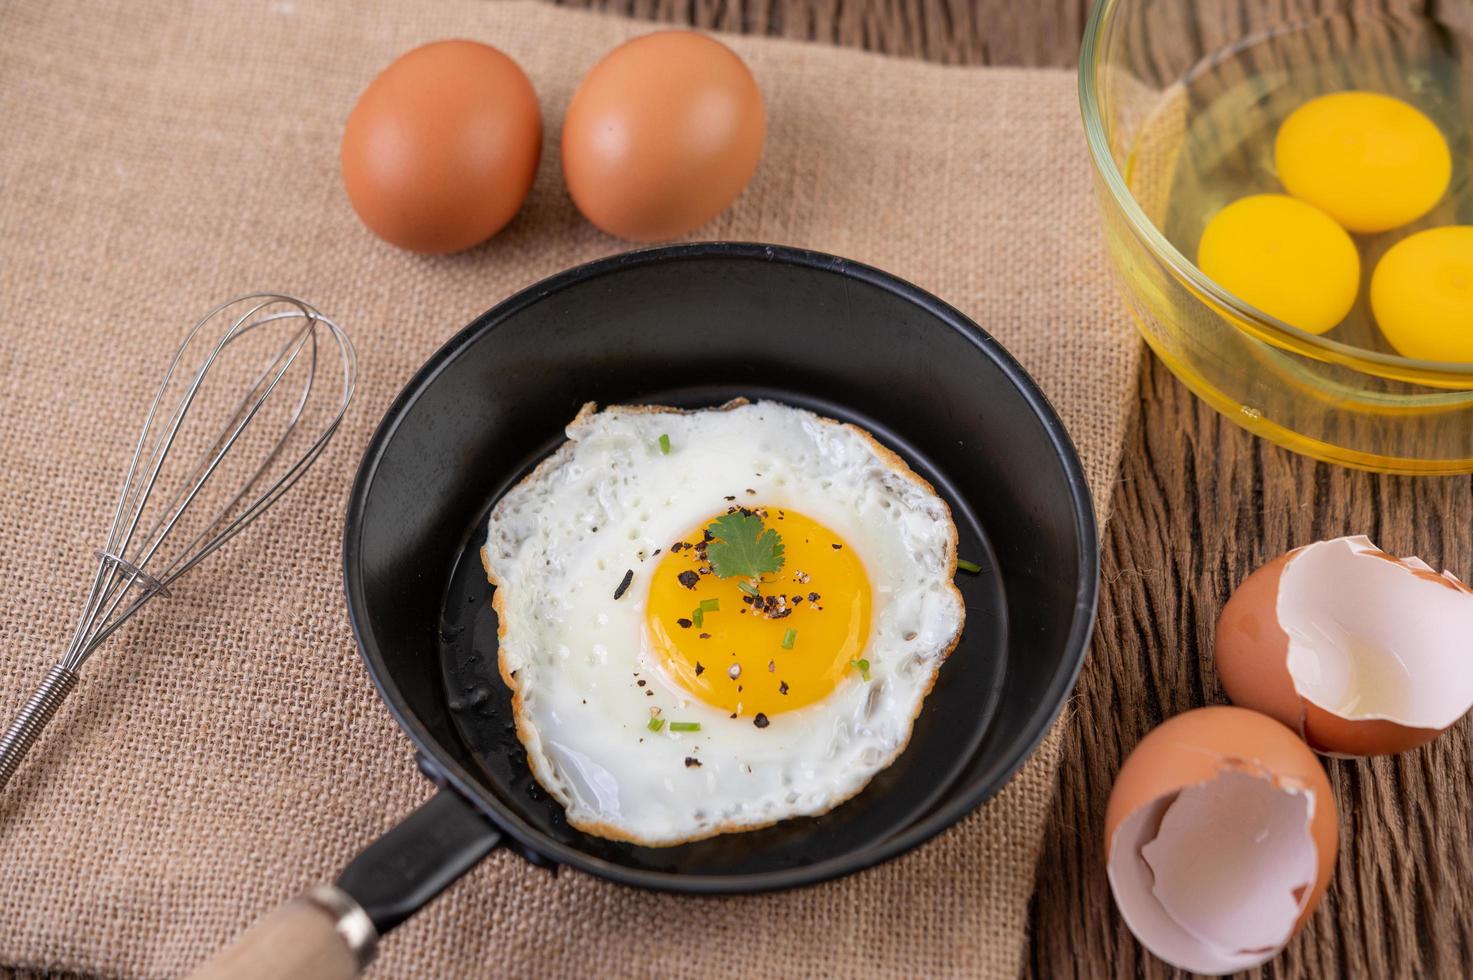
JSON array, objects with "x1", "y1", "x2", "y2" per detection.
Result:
[
  {"x1": 1107, "y1": 770, "x2": 1318, "y2": 976},
  {"x1": 1278, "y1": 535, "x2": 1473, "y2": 729}
]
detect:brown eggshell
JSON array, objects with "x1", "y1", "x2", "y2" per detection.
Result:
[
  {"x1": 561, "y1": 31, "x2": 765, "y2": 241},
  {"x1": 341, "y1": 40, "x2": 542, "y2": 254},
  {"x1": 1105, "y1": 706, "x2": 1339, "y2": 933},
  {"x1": 1215, "y1": 537, "x2": 1468, "y2": 756},
  {"x1": 1214, "y1": 550, "x2": 1306, "y2": 737},
  {"x1": 1301, "y1": 702, "x2": 1437, "y2": 755}
]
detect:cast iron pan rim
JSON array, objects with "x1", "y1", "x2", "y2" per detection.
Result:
[{"x1": 343, "y1": 241, "x2": 1099, "y2": 894}]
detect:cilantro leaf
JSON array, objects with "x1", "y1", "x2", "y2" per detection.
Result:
[{"x1": 705, "y1": 511, "x2": 784, "y2": 580}]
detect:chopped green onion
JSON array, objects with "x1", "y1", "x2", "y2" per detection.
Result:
[
  {"x1": 956, "y1": 558, "x2": 982, "y2": 574},
  {"x1": 781, "y1": 628, "x2": 797, "y2": 650},
  {"x1": 699, "y1": 598, "x2": 720, "y2": 612},
  {"x1": 738, "y1": 581, "x2": 760, "y2": 597},
  {"x1": 647, "y1": 717, "x2": 666, "y2": 732},
  {"x1": 658, "y1": 433, "x2": 671, "y2": 455},
  {"x1": 849, "y1": 658, "x2": 871, "y2": 682},
  {"x1": 669, "y1": 721, "x2": 701, "y2": 732},
  {"x1": 692, "y1": 607, "x2": 704, "y2": 628}
]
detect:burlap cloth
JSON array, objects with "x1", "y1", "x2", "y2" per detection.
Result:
[{"x1": 0, "y1": 1, "x2": 1139, "y2": 976}]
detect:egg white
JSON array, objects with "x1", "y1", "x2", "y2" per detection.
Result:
[{"x1": 482, "y1": 400, "x2": 963, "y2": 846}]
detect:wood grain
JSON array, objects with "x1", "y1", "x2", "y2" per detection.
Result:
[
  {"x1": 554, "y1": 0, "x2": 1090, "y2": 65},
  {"x1": 547, "y1": 1, "x2": 1473, "y2": 978},
  {"x1": 7, "y1": 2, "x2": 1468, "y2": 979},
  {"x1": 1028, "y1": 360, "x2": 1473, "y2": 980}
]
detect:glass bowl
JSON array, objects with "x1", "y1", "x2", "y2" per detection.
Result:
[{"x1": 1080, "y1": 0, "x2": 1473, "y2": 474}]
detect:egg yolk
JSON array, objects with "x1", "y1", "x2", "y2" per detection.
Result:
[
  {"x1": 1370, "y1": 226, "x2": 1473, "y2": 363},
  {"x1": 1198, "y1": 194, "x2": 1360, "y2": 334},
  {"x1": 1275, "y1": 91, "x2": 1451, "y2": 234},
  {"x1": 646, "y1": 507, "x2": 871, "y2": 717}
]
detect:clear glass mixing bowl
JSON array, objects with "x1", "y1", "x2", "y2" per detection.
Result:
[{"x1": 1081, "y1": 0, "x2": 1473, "y2": 474}]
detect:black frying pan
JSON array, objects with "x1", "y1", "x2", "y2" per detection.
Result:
[{"x1": 190, "y1": 243, "x2": 1098, "y2": 979}]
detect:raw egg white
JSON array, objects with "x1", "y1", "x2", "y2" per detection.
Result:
[
  {"x1": 481, "y1": 401, "x2": 963, "y2": 845},
  {"x1": 1105, "y1": 706, "x2": 1338, "y2": 976},
  {"x1": 1216, "y1": 535, "x2": 1473, "y2": 756}
]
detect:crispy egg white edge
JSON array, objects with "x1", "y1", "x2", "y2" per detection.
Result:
[{"x1": 480, "y1": 399, "x2": 965, "y2": 846}]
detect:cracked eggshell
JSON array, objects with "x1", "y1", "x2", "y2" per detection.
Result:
[
  {"x1": 1105, "y1": 707, "x2": 1338, "y2": 976},
  {"x1": 1216, "y1": 535, "x2": 1473, "y2": 756}
]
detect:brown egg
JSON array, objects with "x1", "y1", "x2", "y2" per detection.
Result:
[
  {"x1": 341, "y1": 40, "x2": 542, "y2": 254},
  {"x1": 1216, "y1": 536, "x2": 1473, "y2": 756},
  {"x1": 1105, "y1": 707, "x2": 1338, "y2": 975},
  {"x1": 561, "y1": 31, "x2": 765, "y2": 241}
]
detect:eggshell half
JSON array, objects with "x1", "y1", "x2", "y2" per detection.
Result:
[
  {"x1": 1105, "y1": 707, "x2": 1338, "y2": 975},
  {"x1": 1217, "y1": 535, "x2": 1473, "y2": 756}
]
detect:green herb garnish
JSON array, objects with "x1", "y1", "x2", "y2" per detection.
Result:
[
  {"x1": 669, "y1": 721, "x2": 701, "y2": 732},
  {"x1": 699, "y1": 597, "x2": 720, "y2": 612},
  {"x1": 692, "y1": 607, "x2": 704, "y2": 628},
  {"x1": 781, "y1": 628, "x2": 797, "y2": 650},
  {"x1": 647, "y1": 717, "x2": 666, "y2": 732},
  {"x1": 956, "y1": 558, "x2": 982, "y2": 574},
  {"x1": 849, "y1": 658, "x2": 871, "y2": 682},
  {"x1": 658, "y1": 434, "x2": 671, "y2": 455},
  {"x1": 737, "y1": 580, "x2": 761, "y2": 598},
  {"x1": 705, "y1": 511, "x2": 785, "y2": 581}
]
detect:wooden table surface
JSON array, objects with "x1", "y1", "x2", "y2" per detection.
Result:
[
  {"x1": 555, "y1": 2, "x2": 1473, "y2": 979},
  {"x1": 6, "y1": 3, "x2": 1468, "y2": 980}
]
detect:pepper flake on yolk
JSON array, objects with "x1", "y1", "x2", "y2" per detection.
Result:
[{"x1": 646, "y1": 507, "x2": 871, "y2": 716}]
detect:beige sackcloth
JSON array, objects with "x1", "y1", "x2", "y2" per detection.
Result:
[{"x1": 0, "y1": 1, "x2": 1138, "y2": 976}]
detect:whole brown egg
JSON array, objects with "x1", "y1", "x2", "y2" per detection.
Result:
[
  {"x1": 341, "y1": 40, "x2": 542, "y2": 254},
  {"x1": 561, "y1": 31, "x2": 765, "y2": 241}
]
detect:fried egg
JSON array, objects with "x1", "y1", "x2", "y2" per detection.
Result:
[{"x1": 482, "y1": 400, "x2": 964, "y2": 846}]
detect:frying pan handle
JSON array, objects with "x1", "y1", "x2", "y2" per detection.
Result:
[
  {"x1": 186, "y1": 885, "x2": 371, "y2": 980},
  {"x1": 187, "y1": 786, "x2": 502, "y2": 978}
]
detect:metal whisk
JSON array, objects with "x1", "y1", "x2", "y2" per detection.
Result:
[{"x1": 0, "y1": 294, "x2": 356, "y2": 793}]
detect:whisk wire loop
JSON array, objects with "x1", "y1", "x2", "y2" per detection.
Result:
[{"x1": 1, "y1": 294, "x2": 355, "y2": 792}]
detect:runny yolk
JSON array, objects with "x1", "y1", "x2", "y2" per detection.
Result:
[{"x1": 645, "y1": 507, "x2": 871, "y2": 717}]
